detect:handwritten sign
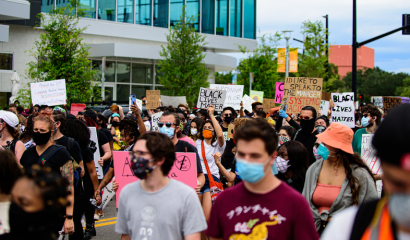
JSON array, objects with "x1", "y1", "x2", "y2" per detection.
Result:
[
  {"x1": 361, "y1": 134, "x2": 383, "y2": 198},
  {"x1": 146, "y1": 90, "x2": 161, "y2": 110},
  {"x1": 242, "y1": 94, "x2": 255, "y2": 113},
  {"x1": 100, "y1": 177, "x2": 115, "y2": 210},
  {"x1": 30, "y1": 79, "x2": 66, "y2": 106},
  {"x1": 383, "y1": 97, "x2": 402, "y2": 115},
  {"x1": 275, "y1": 82, "x2": 284, "y2": 103},
  {"x1": 282, "y1": 77, "x2": 323, "y2": 114},
  {"x1": 321, "y1": 92, "x2": 331, "y2": 101},
  {"x1": 227, "y1": 124, "x2": 234, "y2": 138},
  {"x1": 331, "y1": 92, "x2": 355, "y2": 128},
  {"x1": 70, "y1": 103, "x2": 85, "y2": 116},
  {"x1": 209, "y1": 84, "x2": 244, "y2": 110},
  {"x1": 160, "y1": 95, "x2": 187, "y2": 108},
  {"x1": 129, "y1": 98, "x2": 142, "y2": 112},
  {"x1": 250, "y1": 90, "x2": 264, "y2": 103},
  {"x1": 320, "y1": 100, "x2": 330, "y2": 116},
  {"x1": 196, "y1": 87, "x2": 227, "y2": 111},
  {"x1": 113, "y1": 151, "x2": 197, "y2": 207},
  {"x1": 371, "y1": 97, "x2": 383, "y2": 109},
  {"x1": 262, "y1": 98, "x2": 276, "y2": 113},
  {"x1": 89, "y1": 127, "x2": 103, "y2": 179},
  {"x1": 151, "y1": 111, "x2": 164, "y2": 132}
]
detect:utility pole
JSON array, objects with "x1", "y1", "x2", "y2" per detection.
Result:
[
  {"x1": 282, "y1": 30, "x2": 292, "y2": 77},
  {"x1": 323, "y1": 14, "x2": 329, "y2": 82},
  {"x1": 352, "y1": 0, "x2": 357, "y2": 101}
]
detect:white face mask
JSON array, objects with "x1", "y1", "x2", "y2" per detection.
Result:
[{"x1": 190, "y1": 128, "x2": 198, "y2": 135}]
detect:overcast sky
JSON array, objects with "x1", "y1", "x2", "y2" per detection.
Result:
[{"x1": 222, "y1": 0, "x2": 410, "y2": 74}]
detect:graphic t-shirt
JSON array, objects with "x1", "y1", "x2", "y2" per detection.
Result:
[{"x1": 206, "y1": 182, "x2": 319, "y2": 240}]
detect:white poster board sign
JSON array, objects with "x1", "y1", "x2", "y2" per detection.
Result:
[
  {"x1": 210, "y1": 84, "x2": 244, "y2": 110},
  {"x1": 129, "y1": 98, "x2": 142, "y2": 112},
  {"x1": 30, "y1": 79, "x2": 67, "y2": 106},
  {"x1": 160, "y1": 95, "x2": 187, "y2": 108},
  {"x1": 197, "y1": 87, "x2": 227, "y2": 111},
  {"x1": 89, "y1": 127, "x2": 103, "y2": 179},
  {"x1": 320, "y1": 100, "x2": 330, "y2": 116},
  {"x1": 151, "y1": 111, "x2": 164, "y2": 132},
  {"x1": 371, "y1": 96, "x2": 384, "y2": 109},
  {"x1": 242, "y1": 94, "x2": 255, "y2": 113},
  {"x1": 101, "y1": 177, "x2": 115, "y2": 210},
  {"x1": 361, "y1": 134, "x2": 383, "y2": 198},
  {"x1": 331, "y1": 92, "x2": 355, "y2": 128}
]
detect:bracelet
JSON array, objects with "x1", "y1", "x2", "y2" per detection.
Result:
[{"x1": 64, "y1": 215, "x2": 73, "y2": 219}]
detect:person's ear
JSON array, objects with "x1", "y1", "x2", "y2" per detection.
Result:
[
  {"x1": 154, "y1": 156, "x2": 166, "y2": 167},
  {"x1": 270, "y1": 151, "x2": 278, "y2": 165}
]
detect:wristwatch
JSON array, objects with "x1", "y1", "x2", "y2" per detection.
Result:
[{"x1": 65, "y1": 215, "x2": 73, "y2": 220}]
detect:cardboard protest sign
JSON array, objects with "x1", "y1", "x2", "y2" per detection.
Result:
[
  {"x1": 30, "y1": 79, "x2": 67, "y2": 106},
  {"x1": 129, "y1": 97, "x2": 142, "y2": 112},
  {"x1": 321, "y1": 92, "x2": 331, "y2": 101},
  {"x1": 250, "y1": 90, "x2": 264, "y2": 103},
  {"x1": 383, "y1": 97, "x2": 402, "y2": 115},
  {"x1": 275, "y1": 82, "x2": 284, "y2": 104},
  {"x1": 160, "y1": 95, "x2": 187, "y2": 108},
  {"x1": 361, "y1": 134, "x2": 383, "y2": 198},
  {"x1": 227, "y1": 124, "x2": 234, "y2": 139},
  {"x1": 151, "y1": 111, "x2": 164, "y2": 132},
  {"x1": 100, "y1": 177, "x2": 115, "y2": 210},
  {"x1": 242, "y1": 94, "x2": 255, "y2": 113},
  {"x1": 331, "y1": 92, "x2": 355, "y2": 128},
  {"x1": 209, "y1": 84, "x2": 244, "y2": 110},
  {"x1": 371, "y1": 97, "x2": 383, "y2": 109},
  {"x1": 282, "y1": 77, "x2": 323, "y2": 114},
  {"x1": 113, "y1": 151, "x2": 197, "y2": 207},
  {"x1": 197, "y1": 87, "x2": 227, "y2": 111},
  {"x1": 320, "y1": 100, "x2": 330, "y2": 116},
  {"x1": 146, "y1": 90, "x2": 161, "y2": 109},
  {"x1": 70, "y1": 103, "x2": 85, "y2": 116},
  {"x1": 263, "y1": 98, "x2": 276, "y2": 113},
  {"x1": 89, "y1": 127, "x2": 103, "y2": 179}
]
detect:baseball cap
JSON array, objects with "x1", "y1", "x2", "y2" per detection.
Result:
[
  {"x1": 0, "y1": 110, "x2": 19, "y2": 129},
  {"x1": 316, "y1": 122, "x2": 354, "y2": 154}
]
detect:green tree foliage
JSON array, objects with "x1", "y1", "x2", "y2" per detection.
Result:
[
  {"x1": 236, "y1": 33, "x2": 282, "y2": 99},
  {"x1": 22, "y1": 0, "x2": 98, "y2": 104},
  {"x1": 214, "y1": 72, "x2": 234, "y2": 84},
  {"x1": 158, "y1": 7, "x2": 210, "y2": 108},
  {"x1": 395, "y1": 77, "x2": 410, "y2": 98}
]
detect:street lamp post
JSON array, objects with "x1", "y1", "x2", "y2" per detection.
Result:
[
  {"x1": 282, "y1": 30, "x2": 293, "y2": 78},
  {"x1": 323, "y1": 15, "x2": 329, "y2": 82}
]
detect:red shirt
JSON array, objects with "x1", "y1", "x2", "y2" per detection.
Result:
[{"x1": 206, "y1": 181, "x2": 319, "y2": 240}]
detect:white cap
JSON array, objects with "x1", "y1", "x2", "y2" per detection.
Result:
[
  {"x1": 189, "y1": 114, "x2": 195, "y2": 118},
  {"x1": 0, "y1": 110, "x2": 19, "y2": 129}
]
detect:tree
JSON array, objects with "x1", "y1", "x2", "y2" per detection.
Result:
[
  {"x1": 396, "y1": 77, "x2": 410, "y2": 97},
  {"x1": 21, "y1": 0, "x2": 98, "y2": 105},
  {"x1": 214, "y1": 71, "x2": 234, "y2": 84},
  {"x1": 158, "y1": 7, "x2": 210, "y2": 108}
]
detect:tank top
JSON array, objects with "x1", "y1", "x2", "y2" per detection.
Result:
[{"x1": 312, "y1": 183, "x2": 341, "y2": 213}]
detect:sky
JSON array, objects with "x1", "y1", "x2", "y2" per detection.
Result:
[{"x1": 222, "y1": 0, "x2": 410, "y2": 74}]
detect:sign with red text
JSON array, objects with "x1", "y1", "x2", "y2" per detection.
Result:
[
  {"x1": 361, "y1": 134, "x2": 383, "y2": 198},
  {"x1": 70, "y1": 103, "x2": 85, "y2": 116},
  {"x1": 282, "y1": 77, "x2": 323, "y2": 114}
]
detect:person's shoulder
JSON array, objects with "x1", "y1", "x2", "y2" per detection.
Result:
[
  {"x1": 275, "y1": 182, "x2": 307, "y2": 203},
  {"x1": 169, "y1": 179, "x2": 196, "y2": 196},
  {"x1": 306, "y1": 159, "x2": 322, "y2": 174},
  {"x1": 121, "y1": 181, "x2": 141, "y2": 197},
  {"x1": 354, "y1": 128, "x2": 366, "y2": 136},
  {"x1": 213, "y1": 182, "x2": 245, "y2": 203}
]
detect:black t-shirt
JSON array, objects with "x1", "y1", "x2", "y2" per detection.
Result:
[
  {"x1": 294, "y1": 129, "x2": 318, "y2": 166},
  {"x1": 276, "y1": 172, "x2": 305, "y2": 193},
  {"x1": 100, "y1": 128, "x2": 113, "y2": 142},
  {"x1": 20, "y1": 146, "x2": 72, "y2": 174},
  {"x1": 81, "y1": 146, "x2": 94, "y2": 184},
  {"x1": 97, "y1": 130, "x2": 109, "y2": 157},
  {"x1": 175, "y1": 140, "x2": 203, "y2": 174},
  {"x1": 55, "y1": 136, "x2": 83, "y2": 164}
]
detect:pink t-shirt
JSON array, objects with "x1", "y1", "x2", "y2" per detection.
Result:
[
  {"x1": 206, "y1": 182, "x2": 319, "y2": 240},
  {"x1": 178, "y1": 136, "x2": 196, "y2": 148},
  {"x1": 312, "y1": 183, "x2": 341, "y2": 214}
]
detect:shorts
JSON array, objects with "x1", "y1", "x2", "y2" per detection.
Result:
[{"x1": 199, "y1": 174, "x2": 220, "y2": 194}]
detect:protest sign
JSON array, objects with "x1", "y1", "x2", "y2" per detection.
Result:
[
  {"x1": 89, "y1": 127, "x2": 103, "y2": 179},
  {"x1": 70, "y1": 103, "x2": 85, "y2": 116},
  {"x1": 129, "y1": 97, "x2": 142, "y2": 112},
  {"x1": 160, "y1": 95, "x2": 187, "y2": 108},
  {"x1": 282, "y1": 77, "x2": 323, "y2": 114},
  {"x1": 321, "y1": 92, "x2": 331, "y2": 101},
  {"x1": 197, "y1": 87, "x2": 227, "y2": 111},
  {"x1": 331, "y1": 92, "x2": 355, "y2": 128},
  {"x1": 320, "y1": 100, "x2": 330, "y2": 116},
  {"x1": 30, "y1": 79, "x2": 66, "y2": 106},
  {"x1": 361, "y1": 134, "x2": 383, "y2": 198},
  {"x1": 146, "y1": 90, "x2": 161, "y2": 109},
  {"x1": 250, "y1": 90, "x2": 264, "y2": 103},
  {"x1": 100, "y1": 177, "x2": 115, "y2": 210},
  {"x1": 383, "y1": 97, "x2": 402, "y2": 115},
  {"x1": 275, "y1": 82, "x2": 284, "y2": 103},
  {"x1": 114, "y1": 151, "x2": 197, "y2": 207},
  {"x1": 400, "y1": 97, "x2": 409, "y2": 104},
  {"x1": 227, "y1": 124, "x2": 234, "y2": 138},
  {"x1": 263, "y1": 98, "x2": 276, "y2": 112},
  {"x1": 151, "y1": 111, "x2": 164, "y2": 132},
  {"x1": 209, "y1": 84, "x2": 244, "y2": 110},
  {"x1": 242, "y1": 94, "x2": 255, "y2": 113},
  {"x1": 371, "y1": 96, "x2": 383, "y2": 109}
]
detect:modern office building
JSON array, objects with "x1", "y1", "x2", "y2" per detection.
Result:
[
  {"x1": 0, "y1": 0, "x2": 257, "y2": 104},
  {"x1": 329, "y1": 45, "x2": 375, "y2": 78}
]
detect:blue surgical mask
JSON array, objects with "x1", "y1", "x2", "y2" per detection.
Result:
[
  {"x1": 159, "y1": 126, "x2": 175, "y2": 139},
  {"x1": 361, "y1": 117, "x2": 370, "y2": 127},
  {"x1": 236, "y1": 157, "x2": 277, "y2": 183},
  {"x1": 318, "y1": 143, "x2": 337, "y2": 161}
]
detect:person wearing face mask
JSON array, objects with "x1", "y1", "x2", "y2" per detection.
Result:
[
  {"x1": 0, "y1": 110, "x2": 26, "y2": 164},
  {"x1": 321, "y1": 104, "x2": 410, "y2": 240},
  {"x1": 115, "y1": 132, "x2": 207, "y2": 239},
  {"x1": 19, "y1": 115, "x2": 75, "y2": 236},
  {"x1": 110, "y1": 113, "x2": 122, "y2": 151},
  {"x1": 176, "y1": 109, "x2": 196, "y2": 147},
  {"x1": 189, "y1": 118, "x2": 204, "y2": 143},
  {"x1": 302, "y1": 122, "x2": 377, "y2": 235},
  {"x1": 218, "y1": 107, "x2": 237, "y2": 187},
  {"x1": 206, "y1": 119, "x2": 318, "y2": 240},
  {"x1": 278, "y1": 126, "x2": 294, "y2": 146},
  {"x1": 352, "y1": 104, "x2": 381, "y2": 155}
]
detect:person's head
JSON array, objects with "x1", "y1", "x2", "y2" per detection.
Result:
[
  {"x1": 176, "y1": 108, "x2": 187, "y2": 124},
  {"x1": 63, "y1": 119, "x2": 90, "y2": 147},
  {"x1": 254, "y1": 110, "x2": 266, "y2": 119},
  {"x1": 159, "y1": 112, "x2": 180, "y2": 140},
  {"x1": 190, "y1": 117, "x2": 204, "y2": 137},
  {"x1": 14, "y1": 100, "x2": 20, "y2": 106},
  {"x1": 221, "y1": 107, "x2": 235, "y2": 124},
  {"x1": 84, "y1": 110, "x2": 97, "y2": 124},
  {"x1": 8, "y1": 103, "x2": 17, "y2": 114},
  {"x1": 52, "y1": 112, "x2": 66, "y2": 134},
  {"x1": 0, "y1": 150, "x2": 20, "y2": 195},
  {"x1": 16, "y1": 106, "x2": 24, "y2": 115},
  {"x1": 32, "y1": 115, "x2": 55, "y2": 146},
  {"x1": 142, "y1": 116, "x2": 149, "y2": 122},
  {"x1": 97, "y1": 114, "x2": 108, "y2": 129},
  {"x1": 0, "y1": 110, "x2": 20, "y2": 138},
  {"x1": 277, "y1": 141, "x2": 309, "y2": 181},
  {"x1": 189, "y1": 114, "x2": 195, "y2": 121},
  {"x1": 32, "y1": 105, "x2": 40, "y2": 117},
  {"x1": 178, "y1": 104, "x2": 188, "y2": 114},
  {"x1": 141, "y1": 96, "x2": 146, "y2": 104},
  {"x1": 361, "y1": 104, "x2": 382, "y2": 128},
  {"x1": 110, "y1": 113, "x2": 121, "y2": 128},
  {"x1": 315, "y1": 115, "x2": 329, "y2": 128},
  {"x1": 251, "y1": 102, "x2": 263, "y2": 113},
  {"x1": 198, "y1": 120, "x2": 217, "y2": 143},
  {"x1": 110, "y1": 104, "x2": 119, "y2": 113},
  {"x1": 119, "y1": 118, "x2": 140, "y2": 146},
  {"x1": 132, "y1": 132, "x2": 176, "y2": 178},
  {"x1": 197, "y1": 109, "x2": 208, "y2": 121},
  {"x1": 21, "y1": 115, "x2": 35, "y2": 140},
  {"x1": 278, "y1": 126, "x2": 294, "y2": 144},
  {"x1": 299, "y1": 106, "x2": 317, "y2": 132}
]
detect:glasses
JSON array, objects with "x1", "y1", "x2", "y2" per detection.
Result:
[
  {"x1": 224, "y1": 114, "x2": 232, "y2": 117},
  {"x1": 130, "y1": 150, "x2": 151, "y2": 159},
  {"x1": 300, "y1": 115, "x2": 314, "y2": 120},
  {"x1": 158, "y1": 122, "x2": 176, "y2": 128}
]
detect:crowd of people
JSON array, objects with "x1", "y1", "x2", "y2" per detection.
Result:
[{"x1": 0, "y1": 98, "x2": 409, "y2": 240}]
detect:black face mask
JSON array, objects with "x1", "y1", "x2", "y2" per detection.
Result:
[
  {"x1": 224, "y1": 116, "x2": 233, "y2": 124},
  {"x1": 32, "y1": 131, "x2": 51, "y2": 146},
  {"x1": 300, "y1": 118, "x2": 316, "y2": 133},
  {"x1": 131, "y1": 156, "x2": 155, "y2": 179},
  {"x1": 112, "y1": 121, "x2": 120, "y2": 128}
]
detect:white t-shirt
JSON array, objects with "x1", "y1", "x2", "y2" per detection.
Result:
[
  {"x1": 0, "y1": 202, "x2": 11, "y2": 235},
  {"x1": 196, "y1": 139, "x2": 226, "y2": 179}
]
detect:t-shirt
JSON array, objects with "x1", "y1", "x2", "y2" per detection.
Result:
[
  {"x1": 178, "y1": 135, "x2": 196, "y2": 148},
  {"x1": 20, "y1": 146, "x2": 72, "y2": 173},
  {"x1": 55, "y1": 136, "x2": 83, "y2": 164},
  {"x1": 81, "y1": 146, "x2": 94, "y2": 184},
  {"x1": 206, "y1": 182, "x2": 319, "y2": 240},
  {"x1": 115, "y1": 179, "x2": 207, "y2": 240},
  {"x1": 100, "y1": 128, "x2": 114, "y2": 142},
  {"x1": 294, "y1": 130, "x2": 318, "y2": 166},
  {"x1": 96, "y1": 129, "x2": 109, "y2": 169},
  {"x1": 352, "y1": 128, "x2": 366, "y2": 154},
  {"x1": 175, "y1": 140, "x2": 202, "y2": 174},
  {"x1": 0, "y1": 202, "x2": 10, "y2": 235},
  {"x1": 196, "y1": 139, "x2": 226, "y2": 179}
]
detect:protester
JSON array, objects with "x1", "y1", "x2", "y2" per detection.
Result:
[
  {"x1": 321, "y1": 104, "x2": 410, "y2": 240},
  {"x1": 302, "y1": 122, "x2": 377, "y2": 234},
  {"x1": 220, "y1": 107, "x2": 235, "y2": 132},
  {"x1": 206, "y1": 118, "x2": 319, "y2": 240},
  {"x1": 110, "y1": 113, "x2": 122, "y2": 150},
  {"x1": 255, "y1": 110, "x2": 266, "y2": 119},
  {"x1": 110, "y1": 104, "x2": 124, "y2": 120},
  {"x1": 316, "y1": 115, "x2": 330, "y2": 128},
  {"x1": 17, "y1": 114, "x2": 26, "y2": 133},
  {"x1": 176, "y1": 108, "x2": 196, "y2": 147},
  {"x1": 219, "y1": 107, "x2": 236, "y2": 186},
  {"x1": 278, "y1": 126, "x2": 294, "y2": 145},
  {"x1": 115, "y1": 132, "x2": 207, "y2": 239},
  {"x1": 275, "y1": 105, "x2": 301, "y2": 133},
  {"x1": 0, "y1": 110, "x2": 26, "y2": 163},
  {"x1": 251, "y1": 101, "x2": 263, "y2": 117},
  {"x1": 8, "y1": 104, "x2": 17, "y2": 115},
  {"x1": 197, "y1": 109, "x2": 208, "y2": 122},
  {"x1": 20, "y1": 115, "x2": 36, "y2": 149},
  {"x1": 189, "y1": 118, "x2": 204, "y2": 143},
  {"x1": 95, "y1": 112, "x2": 114, "y2": 160},
  {"x1": 352, "y1": 104, "x2": 381, "y2": 154}
]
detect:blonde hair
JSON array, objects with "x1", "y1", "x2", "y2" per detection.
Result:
[{"x1": 233, "y1": 118, "x2": 253, "y2": 132}]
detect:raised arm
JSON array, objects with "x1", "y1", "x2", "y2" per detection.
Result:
[
  {"x1": 213, "y1": 152, "x2": 236, "y2": 182},
  {"x1": 131, "y1": 100, "x2": 146, "y2": 134},
  {"x1": 207, "y1": 105, "x2": 224, "y2": 147}
]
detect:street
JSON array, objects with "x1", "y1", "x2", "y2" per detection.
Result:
[{"x1": 89, "y1": 197, "x2": 121, "y2": 240}]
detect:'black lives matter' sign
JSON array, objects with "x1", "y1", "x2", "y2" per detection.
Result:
[
  {"x1": 331, "y1": 92, "x2": 355, "y2": 128},
  {"x1": 196, "y1": 87, "x2": 227, "y2": 111}
]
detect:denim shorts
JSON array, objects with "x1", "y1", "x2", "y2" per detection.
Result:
[{"x1": 199, "y1": 174, "x2": 220, "y2": 194}]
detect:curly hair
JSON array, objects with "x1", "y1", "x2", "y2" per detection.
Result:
[
  {"x1": 63, "y1": 119, "x2": 91, "y2": 147},
  {"x1": 233, "y1": 117, "x2": 252, "y2": 132},
  {"x1": 119, "y1": 118, "x2": 140, "y2": 145},
  {"x1": 361, "y1": 104, "x2": 382, "y2": 126}
]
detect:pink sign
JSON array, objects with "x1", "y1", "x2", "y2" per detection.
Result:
[
  {"x1": 70, "y1": 103, "x2": 86, "y2": 116},
  {"x1": 275, "y1": 82, "x2": 284, "y2": 104},
  {"x1": 113, "y1": 151, "x2": 197, "y2": 207}
]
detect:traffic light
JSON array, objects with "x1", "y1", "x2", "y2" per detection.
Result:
[
  {"x1": 359, "y1": 94, "x2": 364, "y2": 105},
  {"x1": 403, "y1": 14, "x2": 410, "y2": 35}
]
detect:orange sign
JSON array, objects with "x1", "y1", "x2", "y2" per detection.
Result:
[
  {"x1": 277, "y1": 48, "x2": 286, "y2": 72},
  {"x1": 277, "y1": 48, "x2": 298, "y2": 73}
]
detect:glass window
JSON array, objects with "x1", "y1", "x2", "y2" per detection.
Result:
[
  {"x1": 104, "y1": 86, "x2": 114, "y2": 101},
  {"x1": 117, "y1": 62, "x2": 131, "y2": 83},
  {"x1": 92, "y1": 60, "x2": 116, "y2": 82},
  {"x1": 244, "y1": 0, "x2": 256, "y2": 39},
  {"x1": 201, "y1": 0, "x2": 214, "y2": 34},
  {"x1": 116, "y1": 84, "x2": 130, "y2": 102},
  {"x1": 79, "y1": 0, "x2": 96, "y2": 18},
  {"x1": 118, "y1": 0, "x2": 134, "y2": 23},
  {"x1": 216, "y1": 0, "x2": 228, "y2": 36},
  {"x1": 155, "y1": 65, "x2": 165, "y2": 84},
  {"x1": 132, "y1": 85, "x2": 152, "y2": 99},
  {"x1": 132, "y1": 63, "x2": 152, "y2": 84},
  {"x1": 135, "y1": 0, "x2": 151, "y2": 25},
  {"x1": 186, "y1": 0, "x2": 200, "y2": 31},
  {"x1": 154, "y1": 0, "x2": 169, "y2": 28},
  {"x1": 41, "y1": 0, "x2": 54, "y2": 13},
  {"x1": 0, "y1": 53, "x2": 13, "y2": 71},
  {"x1": 230, "y1": 0, "x2": 241, "y2": 37},
  {"x1": 98, "y1": 0, "x2": 116, "y2": 21},
  {"x1": 56, "y1": 0, "x2": 69, "y2": 9},
  {"x1": 170, "y1": 0, "x2": 183, "y2": 28}
]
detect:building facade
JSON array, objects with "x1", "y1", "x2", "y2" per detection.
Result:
[
  {"x1": 0, "y1": 0, "x2": 257, "y2": 104},
  {"x1": 329, "y1": 45, "x2": 375, "y2": 78}
]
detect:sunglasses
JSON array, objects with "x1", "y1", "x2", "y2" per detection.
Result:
[
  {"x1": 300, "y1": 115, "x2": 314, "y2": 120},
  {"x1": 158, "y1": 122, "x2": 176, "y2": 128},
  {"x1": 224, "y1": 114, "x2": 232, "y2": 117}
]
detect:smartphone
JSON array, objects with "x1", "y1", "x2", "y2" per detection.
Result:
[{"x1": 131, "y1": 94, "x2": 137, "y2": 105}]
